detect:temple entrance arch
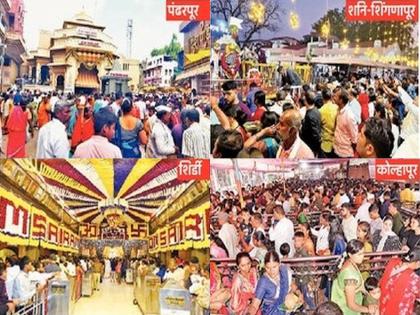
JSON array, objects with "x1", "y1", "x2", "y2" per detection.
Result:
[{"x1": 75, "y1": 63, "x2": 99, "y2": 94}]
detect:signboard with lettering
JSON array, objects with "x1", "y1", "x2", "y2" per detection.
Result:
[
  {"x1": 79, "y1": 40, "x2": 100, "y2": 48},
  {"x1": 346, "y1": 0, "x2": 418, "y2": 21},
  {"x1": 166, "y1": 0, "x2": 210, "y2": 21},
  {"x1": 77, "y1": 27, "x2": 98, "y2": 38},
  {"x1": 0, "y1": 186, "x2": 79, "y2": 252}
]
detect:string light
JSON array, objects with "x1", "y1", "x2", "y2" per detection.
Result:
[
  {"x1": 248, "y1": 2, "x2": 266, "y2": 25},
  {"x1": 321, "y1": 20, "x2": 330, "y2": 38},
  {"x1": 289, "y1": 11, "x2": 300, "y2": 29}
]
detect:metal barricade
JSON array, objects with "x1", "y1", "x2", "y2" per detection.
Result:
[
  {"x1": 212, "y1": 250, "x2": 407, "y2": 311},
  {"x1": 11, "y1": 288, "x2": 48, "y2": 315}
]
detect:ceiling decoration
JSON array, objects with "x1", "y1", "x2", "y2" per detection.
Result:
[{"x1": 36, "y1": 159, "x2": 191, "y2": 224}]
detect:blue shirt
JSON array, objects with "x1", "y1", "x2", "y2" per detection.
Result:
[{"x1": 246, "y1": 87, "x2": 261, "y2": 113}]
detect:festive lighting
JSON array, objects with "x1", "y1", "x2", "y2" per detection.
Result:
[
  {"x1": 248, "y1": 2, "x2": 265, "y2": 25},
  {"x1": 321, "y1": 20, "x2": 330, "y2": 38},
  {"x1": 341, "y1": 39, "x2": 350, "y2": 49},
  {"x1": 289, "y1": 11, "x2": 300, "y2": 30}
]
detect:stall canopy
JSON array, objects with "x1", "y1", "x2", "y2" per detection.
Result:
[{"x1": 37, "y1": 159, "x2": 191, "y2": 223}]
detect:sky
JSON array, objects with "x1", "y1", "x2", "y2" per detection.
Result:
[
  {"x1": 23, "y1": 0, "x2": 184, "y2": 60},
  {"x1": 211, "y1": 0, "x2": 345, "y2": 40},
  {"x1": 276, "y1": 0, "x2": 345, "y2": 39}
]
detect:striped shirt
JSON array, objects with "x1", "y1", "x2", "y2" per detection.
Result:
[{"x1": 182, "y1": 122, "x2": 210, "y2": 158}]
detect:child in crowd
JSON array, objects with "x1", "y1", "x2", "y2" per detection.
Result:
[
  {"x1": 363, "y1": 277, "x2": 380, "y2": 315},
  {"x1": 280, "y1": 242, "x2": 291, "y2": 259}
]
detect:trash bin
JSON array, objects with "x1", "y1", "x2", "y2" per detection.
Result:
[
  {"x1": 160, "y1": 279, "x2": 191, "y2": 315},
  {"x1": 48, "y1": 280, "x2": 70, "y2": 315}
]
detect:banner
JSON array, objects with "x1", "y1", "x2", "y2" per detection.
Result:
[
  {"x1": 177, "y1": 159, "x2": 210, "y2": 181},
  {"x1": 0, "y1": 186, "x2": 79, "y2": 253},
  {"x1": 346, "y1": 0, "x2": 418, "y2": 21},
  {"x1": 79, "y1": 222, "x2": 148, "y2": 240},
  {"x1": 166, "y1": 0, "x2": 210, "y2": 21},
  {"x1": 375, "y1": 159, "x2": 420, "y2": 182},
  {"x1": 148, "y1": 201, "x2": 210, "y2": 254}
]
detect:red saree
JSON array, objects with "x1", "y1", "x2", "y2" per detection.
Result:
[
  {"x1": 71, "y1": 115, "x2": 94, "y2": 149},
  {"x1": 6, "y1": 106, "x2": 27, "y2": 158},
  {"x1": 379, "y1": 257, "x2": 420, "y2": 315}
]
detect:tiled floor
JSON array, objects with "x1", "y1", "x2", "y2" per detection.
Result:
[{"x1": 72, "y1": 279, "x2": 141, "y2": 315}]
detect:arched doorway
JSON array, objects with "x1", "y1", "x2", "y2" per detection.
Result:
[
  {"x1": 56, "y1": 75, "x2": 65, "y2": 91},
  {"x1": 75, "y1": 64, "x2": 99, "y2": 94},
  {"x1": 40, "y1": 65, "x2": 50, "y2": 84},
  {"x1": 31, "y1": 67, "x2": 36, "y2": 83}
]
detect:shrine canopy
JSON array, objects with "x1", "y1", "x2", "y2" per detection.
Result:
[{"x1": 37, "y1": 159, "x2": 191, "y2": 224}]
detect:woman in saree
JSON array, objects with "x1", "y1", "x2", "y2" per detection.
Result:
[
  {"x1": 210, "y1": 262, "x2": 230, "y2": 315},
  {"x1": 73, "y1": 259, "x2": 84, "y2": 301},
  {"x1": 379, "y1": 248, "x2": 420, "y2": 315},
  {"x1": 230, "y1": 252, "x2": 258, "y2": 314},
  {"x1": 331, "y1": 240, "x2": 377, "y2": 314},
  {"x1": 248, "y1": 251, "x2": 303, "y2": 315},
  {"x1": 6, "y1": 101, "x2": 31, "y2": 158}
]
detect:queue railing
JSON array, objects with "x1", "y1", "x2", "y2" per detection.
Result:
[
  {"x1": 9, "y1": 287, "x2": 48, "y2": 315},
  {"x1": 211, "y1": 250, "x2": 407, "y2": 311}
]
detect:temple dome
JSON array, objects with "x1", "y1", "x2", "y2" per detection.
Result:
[{"x1": 71, "y1": 11, "x2": 94, "y2": 25}]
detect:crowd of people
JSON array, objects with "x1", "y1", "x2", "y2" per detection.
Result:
[
  {"x1": 0, "y1": 89, "x2": 210, "y2": 159},
  {"x1": 134, "y1": 254, "x2": 210, "y2": 311},
  {"x1": 210, "y1": 177, "x2": 420, "y2": 314},
  {"x1": 211, "y1": 71, "x2": 418, "y2": 159},
  {"x1": 0, "y1": 252, "x2": 211, "y2": 315},
  {"x1": 0, "y1": 253, "x2": 106, "y2": 314}
]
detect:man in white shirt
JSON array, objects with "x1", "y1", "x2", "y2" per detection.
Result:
[
  {"x1": 13, "y1": 257, "x2": 44, "y2": 306},
  {"x1": 269, "y1": 205, "x2": 295, "y2": 257},
  {"x1": 218, "y1": 212, "x2": 239, "y2": 258},
  {"x1": 355, "y1": 193, "x2": 375, "y2": 223},
  {"x1": 36, "y1": 100, "x2": 71, "y2": 158},
  {"x1": 311, "y1": 212, "x2": 330, "y2": 255},
  {"x1": 5, "y1": 257, "x2": 20, "y2": 300},
  {"x1": 163, "y1": 259, "x2": 185, "y2": 287},
  {"x1": 182, "y1": 109, "x2": 210, "y2": 158},
  {"x1": 146, "y1": 106, "x2": 177, "y2": 158},
  {"x1": 110, "y1": 93, "x2": 123, "y2": 117},
  {"x1": 337, "y1": 189, "x2": 350, "y2": 208},
  {"x1": 341, "y1": 203, "x2": 358, "y2": 242}
]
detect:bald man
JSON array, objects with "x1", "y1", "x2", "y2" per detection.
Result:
[
  {"x1": 276, "y1": 108, "x2": 314, "y2": 159},
  {"x1": 36, "y1": 100, "x2": 72, "y2": 158}
]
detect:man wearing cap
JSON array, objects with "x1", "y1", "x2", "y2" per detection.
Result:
[
  {"x1": 355, "y1": 192, "x2": 375, "y2": 223},
  {"x1": 36, "y1": 100, "x2": 71, "y2": 158},
  {"x1": 218, "y1": 212, "x2": 239, "y2": 259},
  {"x1": 146, "y1": 105, "x2": 177, "y2": 158}
]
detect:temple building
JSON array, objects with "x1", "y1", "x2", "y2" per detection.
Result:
[
  {"x1": 26, "y1": 11, "x2": 118, "y2": 94},
  {"x1": 175, "y1": 21, "x2": 210, "y2": 95},
  {"x1": 0, "y1": 0, "x2": 26, "y2": 92}
]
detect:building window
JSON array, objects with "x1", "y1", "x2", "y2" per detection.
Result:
[{"x1": 123, "y1": 64, "x2": 129, "y2": 71}]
